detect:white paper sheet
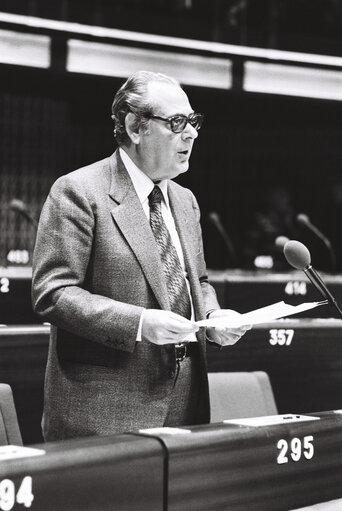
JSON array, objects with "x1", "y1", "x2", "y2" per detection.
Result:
[
  {"x1": 224, "y1": 414, "x2": 320, "y2": 426},
  {"x1": 196, "y1": 300, "x2": 328, "y2": 328},
  {"x1": 0, "y1": 445, "x2": 45, "y2": 460}
]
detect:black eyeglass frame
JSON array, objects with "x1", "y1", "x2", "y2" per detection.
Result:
[{"x1": 145, "y1": 112, "x2": 204, "y2": 133}]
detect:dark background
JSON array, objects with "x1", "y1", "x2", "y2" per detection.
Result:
[{"x1": 0, "y1": 0, "x2": 341, "y2": 271}]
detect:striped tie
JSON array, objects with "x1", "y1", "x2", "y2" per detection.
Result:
[{"x1": 148, "y1": 185, "x2": 191, "y2": 320}]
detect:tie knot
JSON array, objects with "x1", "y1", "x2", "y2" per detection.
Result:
[{"x1": 148, "y1": 185, "x2": 163, "y2": 207}]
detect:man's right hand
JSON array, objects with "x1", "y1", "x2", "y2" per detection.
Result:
[{"x1": 142, "y1": 309, "x2": 199, "y2": 345}]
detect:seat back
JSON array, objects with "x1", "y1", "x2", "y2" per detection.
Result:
[
  {"x1": 0, "y1": 384, "x2": 23, "y2": 445},
  {"x1": 208, "y1": 371, "x2": 278, "y2": 423}
]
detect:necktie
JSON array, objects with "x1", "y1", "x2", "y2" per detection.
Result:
[{"x1": 148, "y1": 185, "x2": 191, "y2": 320}]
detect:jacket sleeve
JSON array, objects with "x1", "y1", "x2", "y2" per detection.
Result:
[{"x1": 31, "y1": 174, "x2": 143, "y2": 353}]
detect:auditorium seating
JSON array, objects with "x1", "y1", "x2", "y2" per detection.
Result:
[
  {"x1": 0, "y1": 383, "x2": 22, "y2": 445},
  {"x1": 208, "y1": 371, "x2": 278, "y2": 422},
  {"x1": 0, "y1": 318, "x2": 342, "y2": 443},
  {"x1": 3, "y1": 268, "x2": 342, "y2": 324}
]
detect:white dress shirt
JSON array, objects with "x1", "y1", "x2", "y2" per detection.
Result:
[{"x1": 119, "y1": 148, "x2": 196, "y2": 342}]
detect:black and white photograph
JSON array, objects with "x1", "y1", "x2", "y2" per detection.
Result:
[{"x1": 0, "y1": 1, "x2": 341, "y2": 509}]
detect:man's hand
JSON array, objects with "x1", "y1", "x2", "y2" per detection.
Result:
[
  {"x1": 142, "y1": 309, "x2": 199, "y2": 345},
  {"x1": 206, "y1": 309, "x2": 251, "y2": 347}
]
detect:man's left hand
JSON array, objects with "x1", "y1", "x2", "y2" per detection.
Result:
[{"x1": 206, "y1": 309, "x2": 251, "y2": 347}]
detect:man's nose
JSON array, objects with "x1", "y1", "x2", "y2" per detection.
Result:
[{"x1": 182, "y1": 122, "x2": 198, "y2": 140}]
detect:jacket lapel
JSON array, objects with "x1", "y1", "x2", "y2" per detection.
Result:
[{"x1": 108, "y1": 152, "x2": 170, "y2": 310}]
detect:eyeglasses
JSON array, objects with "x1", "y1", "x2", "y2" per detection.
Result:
[{"x1": 146, "y1": 112, "x2": 204, "y2": 133}]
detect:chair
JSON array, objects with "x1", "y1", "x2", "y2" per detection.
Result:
[
  {"x1": 0, "y1": 384, "x2": 23, "y2": 445},
  {"x1": 208, "y1": 371, "x2": 278, "y2": 423}
]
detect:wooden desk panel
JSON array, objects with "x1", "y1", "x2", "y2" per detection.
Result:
[
  {"x1": 0, "y1": 267, "x2": 40, "y2": 324},
  {"x1": 0, "y1": 434, "x2": 165, "y2": 511},
  {"x1": 143, "y1": 411, "x2": 342, "y2": 511}
]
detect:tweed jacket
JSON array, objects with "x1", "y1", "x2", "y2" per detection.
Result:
[{"x1": 32, "y1": 150, "x2": 220, "y2": 441}]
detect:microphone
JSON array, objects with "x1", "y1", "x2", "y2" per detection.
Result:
[
  {"x1": 9, "y1": 199, "x2": 38, "y2": 228},
  {"x1": 209, "y1": 211, "x2": 237, "y2": 267},
  {"x1": 275, "y1": 236, "x2": 289, "y2": 251},
  {"x1": 283, "y1": 239, "x2": 342, "y2": 318},
  {"x1": 296, "y1": 213, "x2": 336, "y2": 272}
]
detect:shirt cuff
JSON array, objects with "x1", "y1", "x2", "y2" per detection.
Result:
[
  {"x1": 206, "y1": 308, "x2": 219, "y2": 319},
  {"x1": 136, "y1": 309, "x2": 146, "y2": 342}
]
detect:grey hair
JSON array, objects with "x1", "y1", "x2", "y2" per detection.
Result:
[{"x1": 111, "y1": 70, "x2": 181, "y2": 146}]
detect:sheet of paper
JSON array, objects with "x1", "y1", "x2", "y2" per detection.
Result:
[
  {"x1": 196, "y1": 300, "x2": 328, "y2": 328},
  {"x1": 224, "y1": 414, "x2": 320, "y2": 427},
  {"x1": 0, "y1": 445, "x2": 45, "y2": 461},
  {"x1": 139, "y1": 427, "x2": 191, "y2": 435}
]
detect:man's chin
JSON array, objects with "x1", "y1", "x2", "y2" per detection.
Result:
[
  {"x1": 175, "y1": 162, "x2": 189, "y2": 176},
  {"x1": 157, "y1": 163, "x2": 189, "y2": 180}
]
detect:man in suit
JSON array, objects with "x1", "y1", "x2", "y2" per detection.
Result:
[{"x1": 32, "y1": 70, "x2": 249, "y2": 441}]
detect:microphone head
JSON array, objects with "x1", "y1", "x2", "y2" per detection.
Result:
[
  {"x1": 296, "y1": 213, "x2": 310, "y2": 225},
  {"x1": 283, "y1": 240, "x2": 311, "y2": 270},
  {"x1": 209, "y1": 211, "x2": 220, "y2": 222},
  {"x1": 275, "y1": 236, "x2": 289, "y2": 250},
  {"x1": 9, "y1": 199, "x2": 27, "y2": 212}
]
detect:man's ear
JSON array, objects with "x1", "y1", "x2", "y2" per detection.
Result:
[{"x1": 125, "y1": 112, "x2": 140, "y2": 144}]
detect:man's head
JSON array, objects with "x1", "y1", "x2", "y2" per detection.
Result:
[{"x1": 111, "y1": 70, "x2": 203, "y2": 181}]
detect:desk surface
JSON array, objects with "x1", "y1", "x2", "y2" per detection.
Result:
[{"x1": 208, "y1": 269, "x2": 342, "y2": 284}]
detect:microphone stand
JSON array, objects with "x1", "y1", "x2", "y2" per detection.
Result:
[
  {"x1": 297, "y1": 215, "x2": 337, "y2": 272},
  {"x1": 304, "y1": 265, "x2": 342, "y2": 318}
]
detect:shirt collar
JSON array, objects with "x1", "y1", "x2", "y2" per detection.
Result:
[{"x1": 119, "y1": 147, "x2": 169, "y2": 207}]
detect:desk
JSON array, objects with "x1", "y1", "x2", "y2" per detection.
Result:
[
  {"x1": 0, "y1": 267, "x2": 40, "y2": 324},
  {"x1": 1, "y1": 266, "x2": 337, "y2": 323},
  {"x1": 2, "y1": 268, "x2": 342, "y2": 324},
  {"x1": 1, "y1": 411, "x2": 339, "y2": 510},
  {"x1": 0, "y1": 434, "x2": 164, "y2": 511},
  {"x1": 144, "y1": 410, "x2": 342, "y2": 511},
  {"x1": 207, "y1": 318, "x2": 342, "y2": 414},
  {"x1": 209, "y1": 269, "x2": 342, "y2": 318}
]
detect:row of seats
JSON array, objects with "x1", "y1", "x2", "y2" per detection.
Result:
[
  {"x1": 0, "y1": 372, "x2": 277, "y2": 446},
  {"x1": 2, "y1": 319, "x2": 342, "y2": 444}
]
